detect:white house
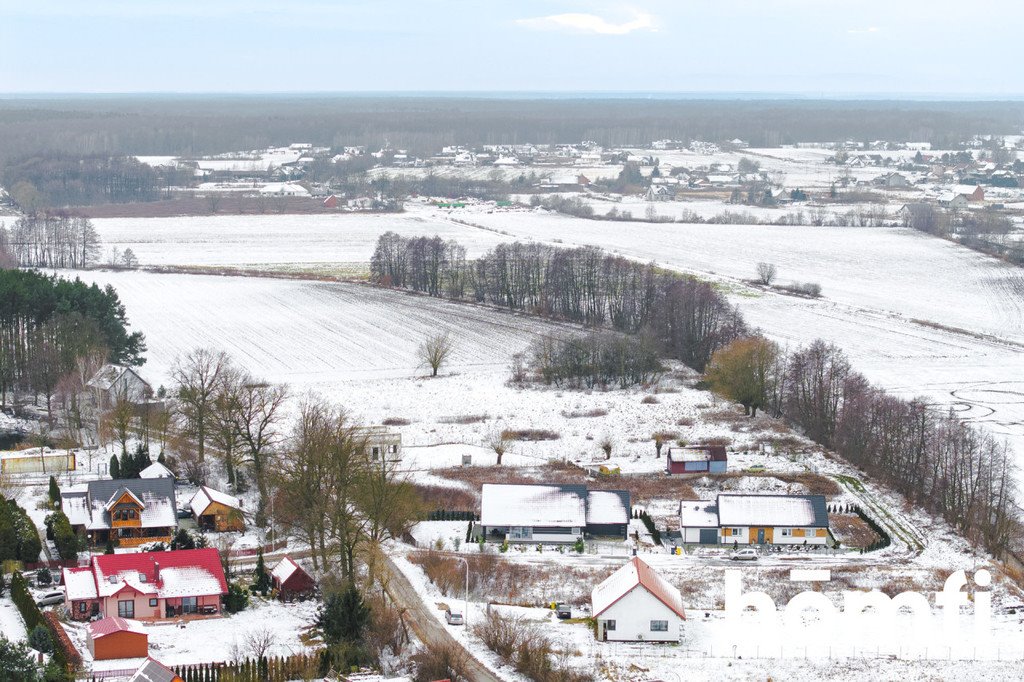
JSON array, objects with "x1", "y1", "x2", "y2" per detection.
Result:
[
  {"x1": 591, "y1": 557, "x2": 685, "y2": 643},
  {"x1": 717, "y1": 494, "x2": 830, "y2": 546},
  {"x1": 478, "y1": 483, "x2": 630, "y2": 544},
  {"x1": 678, "y1": 500, "x2": 720, "y2": 544},
  {"x1": 87, "y1": 365, "x2": 151, "y2": 408}
]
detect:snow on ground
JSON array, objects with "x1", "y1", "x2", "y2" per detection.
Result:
[
  {"x1": 89, "y1": 210, "x2": 508, "y2": 270},
  {"x1": 0, "y1": 596, "x2": 26, "y2": 642},
  {"x1": 63, "y1": 598, "x2": 319, "y2": 671}
]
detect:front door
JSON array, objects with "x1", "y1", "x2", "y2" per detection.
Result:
[
  {"x1": 182, "y1": 596, "x2": 197, "y2": 614},
  {"x1": 757, "y1": 528, "x2": 765, "y2": 544}
]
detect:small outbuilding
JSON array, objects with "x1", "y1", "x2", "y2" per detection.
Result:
[
  {"x1": 678, "y1": 500, "x2": 720, "y2": 544},
  {"x1": 271, "y1": 555, "x2": 316, "y2": 601},
  {"x1": 591, "y1": 557, "x2": 685, "y2": 643},
  {"x1": 189, "y1": 485, "x2": 245, "y2": 532},
  {"x1": 139, "y1": 462, "x2": 175, "y2": 480},
  {"x1": 88, "y1": 616, "x2": 148, "y2": 660},
  {"x1": 665, "y1": 446, "x2": 727, "y2": 475}
]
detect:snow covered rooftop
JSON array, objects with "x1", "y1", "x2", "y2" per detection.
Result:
[
  {"x1": 68, "y1": 478, "x2": 177, "y2": 531},
  {"x1": 63, "y1": 566, "x2": 98, "y2": 601},
  {"x1": 585, "y1": 490, "x2": 630, "y2": 526},
  {"x1": 139, "y1": 462, "x2": 175, "y2": 479},
  {"x1": 679, "y1": 500, "x2": 719, "y2": 528},
  {"x1": 86, "y1": 548, "x2": 228, "y2": 601},
  {"x1": 480, "y1": 483, "x2": 586, "y2": 527},
  {"x1": 667, "y1": 445, "x2": 727, "y2": 463},
  {"x1": 716, "y1": 494, "x2": 828, "y2": 528},
  {"x1": 592, "y1": 557, "x2": 686, "y2": 620},
  {"x1": 271, "y1": 555, "x2": 301, "y2": 584},
  {"x1": 189, "y1": 485, "x2": 242, "y2": 516}
]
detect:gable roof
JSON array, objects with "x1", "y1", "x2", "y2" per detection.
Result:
[
  {"x1": 679, "y1": 500, "x2": 719, "y2": 528},
  {"x1": 270, "y1": 555, "x2": 309, "y2": 586},
  {"x1": 89, "y1": 616, "x2": 147, "y2": 639},
  {"x1": 667, "y1": 445, "x2": 727, "y2": 464},
  {"x1": 130, "y1": 659, "x2": 182, "y2": 682},
  {"x1": 716, "y1": 494, "x2": 829, "y2": 528},
  {"x1": 105, "y1": 486, "x2": 145, "y2": 511},
  {"x1": 64, "y1": 478, "x2": 176, "y2": 532},
  {"x1": 585, "y1": 490, "x2": 630, "y2": 525},
  {"x1": 189, "y1": 485, "x2": 242, "y2": 516},
  {"x1": 64, "y1": 548, "x2": 228, "y2": 602},
  {"x1": 591, "y1": 557, "x2": 686, "y2": 620},
  {"x1": 139, "y1": 462, "x2": 175, "y2": 479}
]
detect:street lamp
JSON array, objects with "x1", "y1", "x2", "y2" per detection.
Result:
[{"x1": 454, "y1": 556, "x2": 469, "y2": 627}]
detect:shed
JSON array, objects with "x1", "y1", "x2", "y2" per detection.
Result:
[
  {"x1": 189, "y1": 485, "x2": 244, "y2": 532},
  {"x1": 666, "y1": 446, "x2": 727, "y2": 475},
  {"x1": 139, "y1": 462, "x2": 175, "y2": 480},
  {"x1": 88, "y1": 616, "x2": 148, "y2": 660},
  {"x1": 270, "y1": 555, "x2": 316, "y2": 601}
]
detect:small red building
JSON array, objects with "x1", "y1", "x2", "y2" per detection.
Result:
[
  {"x1": 270, "y1": 555, "x2": 316, "y2": 602},
  {"x1": 666, "y1": 445, "x2": 728, "y2": 475},
  {"x1": 88, "y1": 616, "x2": 148, "y2": 660},
  {"x1": 322, "y1": 195, "x2": 339, "y2": 208}
]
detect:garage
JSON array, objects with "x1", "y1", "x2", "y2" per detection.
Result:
[{"x1": 87, "y1": 617, "x2": 148, "y2": 661}]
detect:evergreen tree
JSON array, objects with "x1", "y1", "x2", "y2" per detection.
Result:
[
  {"x1": 47, "y1": 476, "x2": 60, "y2": 507},
  {"x1": 318, "y1": 584, "x2": 370, "y2": 645},
  {"x1": 252, "y1": 548, "x2": 271, "y2": 595},
  {"x1": 109, "y1": 454, "x2": 120, "y2": 479}
]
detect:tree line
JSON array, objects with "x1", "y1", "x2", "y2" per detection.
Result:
[
  {"x1": 371, "y1": 233, "x2": 745, "y2": 372},
  {"x1": 521, "y1": 330, "x2": 663, "y2": 389},
  {"x1": 707, "y1": 337, "x2": 1018, "y2": 555},
  {"x1": 0, "y1": 269, "x2": 146, "y2": 412},
  {"x1": 1, "y1": 213, "x2": 101, "y2": 268}
]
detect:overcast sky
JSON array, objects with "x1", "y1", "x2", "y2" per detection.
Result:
[{"x1": 2, "y1": 0, "x2": 1023, "y2": 96}]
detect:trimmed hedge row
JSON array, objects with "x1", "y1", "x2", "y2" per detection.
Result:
[{"x1": 11, "y1": 571, "x2": 79, "y2": 673}]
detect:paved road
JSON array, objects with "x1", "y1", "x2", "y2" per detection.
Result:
[{"x1": 382, "y1": 555, "x2": 503, "y2": 682}]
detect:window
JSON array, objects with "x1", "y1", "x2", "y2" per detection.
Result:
[
  {"x1": 78, "y1": 602, "x2": 87, "y2": 613},
  {"x1": 149, "y1": 598, "x2": 158, "y2": 607},
  {"x1": 371, "y1": 446, "x2": 380, "y2": 460},
  {"x1": 118, "y1": 600, "x2": 134, "y2": 618},
  {"x1": 651, "y1": 620, "x2": 669, "y2": 632},
  {"x1": 604, "y1": 620, "x2": 616, "y2": 631},
  {"x1": 781, "y1": 528, "x2": 791, "y2": 537},
  {"x1": 731, "y1": 528, "x2": 741, "y2": 536},
  {"x1": 182, "y1": 596, "x2": 198, "y2": 614}
]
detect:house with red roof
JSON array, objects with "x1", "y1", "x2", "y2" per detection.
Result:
[
  {"x1": 62, "y1": 548, "x2": 227, "y2": 622},
  {"x1": 590, "y1": 557, "x2": 685, "y2": 643}
]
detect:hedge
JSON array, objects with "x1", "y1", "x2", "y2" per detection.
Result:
[{"x1": 11, "y1": 571, "x2": 80, "y2": 672}]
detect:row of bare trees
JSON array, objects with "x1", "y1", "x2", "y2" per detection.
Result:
[
  {"x1": 371, "y1": 233, "x2": 745, "y2": 371},
  {"x1": 522, "y1": 330, "x2": 663, "y2": 389},
  {"x1": 1, "y1": 214, "x2": 101, "y2": 269},
  {"x1": 706, "y1": 337, "x2": 1018, "y2": 554}
]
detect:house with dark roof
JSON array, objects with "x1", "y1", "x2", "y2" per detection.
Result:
[
  {"x1": 678, "y1": 494, "x2": 832, "y2": 546},
  {"x1": 478, "y1": 483, "x2": 630, "y2": 544},
  {"x1": 129, "y1": 658, "x2": 183, "y2": 682},
  {"x1": 63, "y1": 548, "x2": 228, "y2": 621},
  {"x1": 61, "y1": 478, "x2": 176, "y2": 547},
  {"x1": 591, "y1": 557, "x2": 685, "y2": 642}
]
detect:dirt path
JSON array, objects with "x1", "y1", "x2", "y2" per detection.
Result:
[{"x1": 381, "y1": 555, "x2": 504, "y2": 682}]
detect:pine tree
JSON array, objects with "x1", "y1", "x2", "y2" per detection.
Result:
[
  {"x1": 47, "y1": 476, "x2": 60, "y2": 507},
  {"x1": 252, "y1": 548, "x2": 271, "y2": 595}
]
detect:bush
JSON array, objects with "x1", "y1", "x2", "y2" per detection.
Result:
[
  {"x1": 36, "y1": 568, "x2": 52, "y2": 586},
  {"x1": 224, "y1": 581, "x2": 250, "y2": 613},
  {"x1": 29, "y1": 624, "x2": 52, "y2": 653},
  {"x1": 639, "y1": 511, "x2": 662, "y2": 545}
]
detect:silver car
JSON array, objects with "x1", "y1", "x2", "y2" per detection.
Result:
[
  {"x1": 36, "y1": 590, "x2": 65, "y2": 607},
  {"x1": 444, "y1": 609, "x2": 464, "y2": 625},
  {"x1": 730, "y1": 548, "x2": 759, "y2": 561}
]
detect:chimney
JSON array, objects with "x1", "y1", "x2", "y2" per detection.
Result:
[{"x1": 154, "y1": 561, "x2": 160, "y2": 583}]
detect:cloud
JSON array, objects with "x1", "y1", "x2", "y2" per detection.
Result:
[{"x1": 516, "y1": 10, "x2": 656, "y2": 35}]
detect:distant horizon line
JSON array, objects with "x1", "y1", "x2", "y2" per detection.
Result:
[{"x1": 2, "y1": 90, "x2": 1024, "y2": 102}]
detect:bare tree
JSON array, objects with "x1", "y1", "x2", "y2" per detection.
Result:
[
  {"x1": 103, "y1": 396, "x2": 135, "y2": 456},
  {"x1": 171, "y1": 348, "x2": 229, "y2": 463},
  {"x1": 755, "y1": 262, "x2": 777, "y2": 286},
  {"x1": 487, "y1": 428, "x2": 509, "y2": 466},
  {"x1": 230, "y1": 376, "x2": 288, "y2": 527},
  {"x1": 243, "y1": 626, "x2": 277, "y2": 661},
  {"x1": 418, "y1": 331, "x2": 455, "y2": 377}
]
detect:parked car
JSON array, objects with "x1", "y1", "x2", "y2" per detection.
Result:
[
  {"x1": 444, "y1": 609, "x2": 464, "y2": 625},
  {"x1": 177, "y1": 508, "x2": 193, "y2": 519},
  {"x1": 35, "y1": 590, "x2": 65, "y2": 607},
  {"x1": 744, "y1": 465, "x2": 766, "y2": 474},
  {"x1": 731, "y1": 548, "x2": 759, "y2": 561},
  {"x1": 555, "y1": 603, "x2": 572, "y2": 619}
]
